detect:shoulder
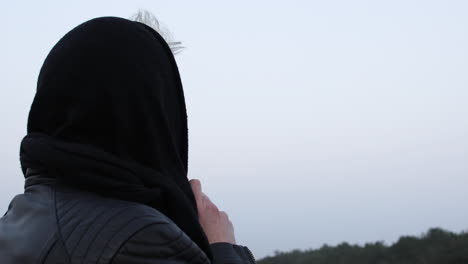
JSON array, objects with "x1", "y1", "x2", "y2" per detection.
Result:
[
  {"x1": 53, "y1": 186, "x2": 206, "y2": 263},
  {"x1": 54, "y1": 185, "x2": 173, "y2": 238},
  {"x1": 112, "y1": 219, "x2": 210, "y2": 264}
]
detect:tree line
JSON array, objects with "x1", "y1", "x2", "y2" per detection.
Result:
[{"x1": 257, "y1": 228, "x2": 468, "y2": 264}]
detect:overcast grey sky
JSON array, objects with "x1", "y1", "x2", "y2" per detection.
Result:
[{"x1": 1, "y1": 0, "x2": 467, "y2": 259}]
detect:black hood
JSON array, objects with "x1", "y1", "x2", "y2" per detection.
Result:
[{"x1": 20, "y1": 16, "x2": 212, "y2": 259}]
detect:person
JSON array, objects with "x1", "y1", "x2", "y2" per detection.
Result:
[{"x1": 0, "y1": 13, "x2": 256, "y2": 264}]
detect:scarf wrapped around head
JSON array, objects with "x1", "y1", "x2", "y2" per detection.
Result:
[{"x1": 19, "y1": 16, "x2": 212, "y2": 260}]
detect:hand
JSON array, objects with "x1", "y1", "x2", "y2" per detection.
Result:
[{"x1": 189, "y1": 179, "x2": 236, "y2": 244}]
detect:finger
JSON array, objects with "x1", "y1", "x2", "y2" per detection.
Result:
[
  {"x1": 189, "y1": 179, "x2": 204, "y2": 212},
  {"x1": 202, "y1": 192, "x2": 212, "y2": 203},
  {"x1": 189, "y1": 179, "x2": 202, "y2": 198},
  {"x1": 219, "y1": 211, "x2": 234, "y2": 230},
  {"x1": 219, "y1": 211, "x2": 229, "y2": 220},
  {"x1": 203, "y1": 193, "x2": 219, "y2": 213},
  {"x1": 220, "y1": 211, "x2": 233, "y2": 223}
]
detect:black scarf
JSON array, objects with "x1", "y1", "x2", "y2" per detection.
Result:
[{"x1": 19, "y1": 16, "x2": 212, "y2": 260}]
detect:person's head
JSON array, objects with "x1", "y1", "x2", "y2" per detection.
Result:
[
  {"x1": 21, "y1": 11, "x2": 213, "y2": 258},
  {"x1": 28, "y1": 12, "x2": 189, "y2": 179}
]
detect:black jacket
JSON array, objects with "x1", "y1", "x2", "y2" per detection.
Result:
[{"x1": 0, "y1": 171, "x2": 256, "y2": 264}]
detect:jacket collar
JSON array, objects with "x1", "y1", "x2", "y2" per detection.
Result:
[{"x1": 24, "y1": 168, "x2": 58, "y2": 189}]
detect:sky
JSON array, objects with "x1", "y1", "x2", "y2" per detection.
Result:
[{"x1": 1, "y1": 0, "x2": 468, "y2": 259}]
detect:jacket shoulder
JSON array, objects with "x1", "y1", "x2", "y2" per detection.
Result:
[
  {"x1": 53, "y1": 187, "x2": 175, "y2": 263},
  {"x1": 111, "y1": 220, "x2": 210, "y2": 264}
]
